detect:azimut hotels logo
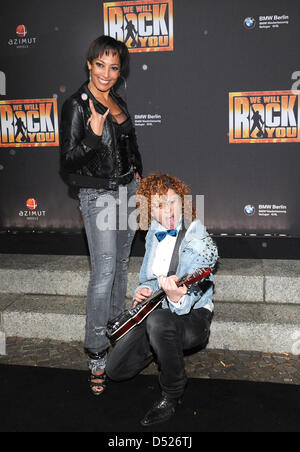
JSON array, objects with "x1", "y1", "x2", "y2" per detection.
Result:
[
  {"x1": 0, "y1": 98, "x2": 59, "y2": 148},
  {"x1": 229, "y1": 90, "x2": 300, "y2": 143},
  {"x1": 19, "y1": 198, "x2": 46, "y2": 220},
  {"x1": 104, "y1": 0, "x2": 174, "y2": 53}
]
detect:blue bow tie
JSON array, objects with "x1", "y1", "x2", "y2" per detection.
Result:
[{"x1": 155, "y1": 229, "x2": 178, "y2": 242}]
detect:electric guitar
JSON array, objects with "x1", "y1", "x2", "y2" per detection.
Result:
[{"x1": 106, "y1": 268, "x2": 212, "y2": 343}]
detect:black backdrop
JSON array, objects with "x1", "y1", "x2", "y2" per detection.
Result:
[{"x1": 1, "y1": 0, "x2": 300, "y2": 239}]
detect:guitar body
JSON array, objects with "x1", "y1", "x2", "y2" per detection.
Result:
[
  {"x1": 107, "y1": 293, "x2": 165, "y2": 342},
  {"x1": 106, "y1": 268, "x2": 212, "y2": 343}
]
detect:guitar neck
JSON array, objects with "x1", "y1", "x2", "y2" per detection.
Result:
[
  {"x1": 139, "y1": 274, "x2": 190, "y2": 307},
  {"x1": 139, "y1": 269, "x2": 211, "y2": 308}
]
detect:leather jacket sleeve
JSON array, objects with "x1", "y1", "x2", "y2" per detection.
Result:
[{"x1": 60, "y1": 97, "x2": 105, "y2": 171}]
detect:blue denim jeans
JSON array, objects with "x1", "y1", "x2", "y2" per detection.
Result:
[{"x1": 78, "y1": 177, "x2": 138, "y2": 370}]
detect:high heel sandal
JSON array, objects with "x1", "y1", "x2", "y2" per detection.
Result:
[
  {"x1": 86, "y1": 349, "x2": 108, "y2": 396},
  {"x1": 89, "y1": 370, "x2": 107, "y2": 396}
]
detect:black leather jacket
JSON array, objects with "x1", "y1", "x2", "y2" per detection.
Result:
[{"x1": 60, "y1": 83, "x2": 143, "y2": 190}]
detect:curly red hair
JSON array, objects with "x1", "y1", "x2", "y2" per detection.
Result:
[{"x1": 136, "y1": 173, "x2": 196, "y2": 230}]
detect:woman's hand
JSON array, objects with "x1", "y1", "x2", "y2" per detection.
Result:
[
  {"x1": 87, "y1": 98, "x2": 109, "y2": 136},
  {"x1": 133, "y1": 287, "x2": 153, "y2": 308},
  {"x1": 159, "y1": 275, "x2": 187, "y2": 303}
]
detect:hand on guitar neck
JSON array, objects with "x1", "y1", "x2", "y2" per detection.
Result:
[
  {"x1": 133, "y1": 275, "x2": 188, "y2": 308},
  {"x1": 158, "y1": 275, "x2": 188, "y2": 303}
]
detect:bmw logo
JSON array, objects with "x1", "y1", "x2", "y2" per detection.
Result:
[
  {"x1": 244, "y1": 205, "x2": 256, "y2": 216},
  {"x1": 244, "y1": 17, "x2": 256, "y2": 29}
]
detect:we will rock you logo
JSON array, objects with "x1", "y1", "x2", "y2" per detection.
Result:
[
  {"x1": 0, "y1": 98, "x2": 59, "y2": 148},
  {"x1": 229, "y1": 90, "x2": 300, "y2": 143},
  {"x1": 104, "y1": 0, "x2": 174, "y2": 53}
]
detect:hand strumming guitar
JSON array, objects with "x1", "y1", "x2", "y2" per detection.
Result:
[{"x1": 133, "y1": 288, "x2": 153, "y2": 308}]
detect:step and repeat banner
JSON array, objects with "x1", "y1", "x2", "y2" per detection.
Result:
[{"x1": 0, "y1": 0, "x2": 300, "y2": 236}]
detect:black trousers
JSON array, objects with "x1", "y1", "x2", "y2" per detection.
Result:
[{"x1": 106, "y1": 307, "x2": 212, "y2": 398}]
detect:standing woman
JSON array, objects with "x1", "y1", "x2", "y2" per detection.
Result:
[{"x1": 60, "y1": 36, "x2": 143, "y2": 395}]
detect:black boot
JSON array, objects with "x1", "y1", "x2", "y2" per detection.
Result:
[{"x1": 140, "y1": 394, "x2": 183, "y2": 427}]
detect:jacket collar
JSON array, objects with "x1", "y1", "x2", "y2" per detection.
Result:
[{"x1": 79, "y1": 82, "x2": 128, "y2": 116}]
